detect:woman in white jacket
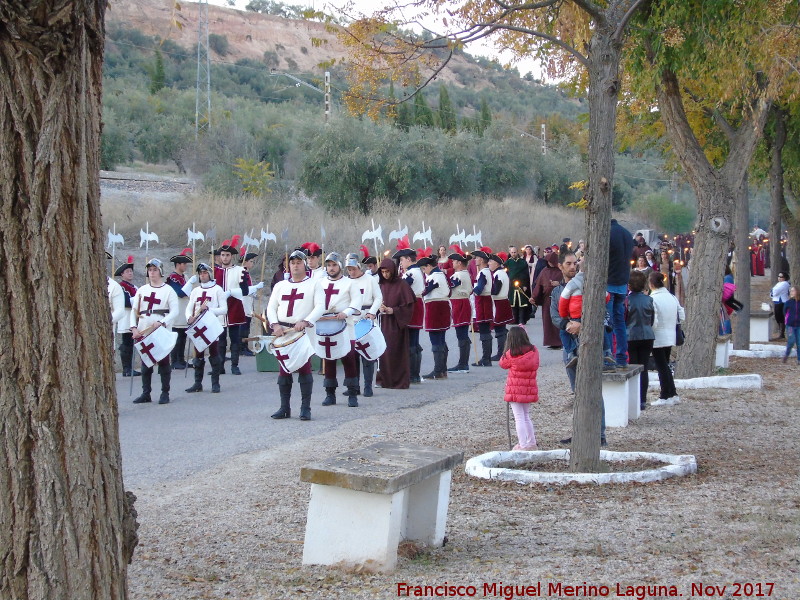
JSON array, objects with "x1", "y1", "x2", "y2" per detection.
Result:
[{"x1": 649, "y1": 271, "x2": 685, "y2": 406}]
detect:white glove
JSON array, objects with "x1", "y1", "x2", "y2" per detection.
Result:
[
  {"x1": 180, "y1": 282, "x2": 193, "y2": 297},
  {"x1": 222, "y1": 290, "x2": 232, "y2": 300},
  {"x1": 249, "y1": 282, "x2": 265, "y2": 296},
  {"x1": 188, "y1": 275, "x2": 198, "y2": 285}
]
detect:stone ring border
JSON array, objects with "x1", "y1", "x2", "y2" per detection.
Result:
[{"x1": 465, "y1": 449, "x2": 697, "y2": 485}]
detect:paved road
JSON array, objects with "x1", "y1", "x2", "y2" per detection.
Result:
[{"x1": 118, "y1": 315, "x2": 565, "y2": 490}]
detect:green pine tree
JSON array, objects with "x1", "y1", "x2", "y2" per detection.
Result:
[
  {"x1": 149, "y1": 49, "x2": 165, "y2": 95},
  {"x1": 438, "y1": 85, "x2": 457, "y2": 134},
  {"x1": 414, "y1": 92, "x2": 435, "y2": 128},
  {"x1": 479, "y1": 97, "x2": 492, "y2": 134}
]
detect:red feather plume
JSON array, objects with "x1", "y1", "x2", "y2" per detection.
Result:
[
  {"x1": 417, "y1": 247, "x2": 433, "y2": 258},
  {"x1": 301, "y1": 242, "x2": 311, "y2": 250},
  {"x1": 180, "y1": 248, "x2": 192, "y2": 256},
  {"x1": 449, "y1": 244, "x2": 465, "y2": 256},
  {"x1": 497, "y1": 251, "x2": 508, "y2": 262},
  {"x1": 360, "y1": 244, "x2": 370, "y2": 259},
  {"x1": 306, "y1": 242, "x2": 321, "y2": 255},
  {"x1": 396, "y1": 235, "x2": 410, "y2": 250},
  {"x1": 230, "y1": 234, "x2": 241, "y2": 248},
  {"x1": 479, "y1": 246, "x2": 493, "y2": 254},
  {"x1": 126, "y1": 255, "x2": 134, "y2": 263},
  {"x1": 221, "y1": 239, "x2": 231, "y2": 248},
  {"x1": 239, "y1": 245, "x2": 246, "y2": 255}
]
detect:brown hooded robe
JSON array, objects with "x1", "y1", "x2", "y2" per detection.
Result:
[{"x1": 376, "y1": 258, "x2": 415, "y2": 389}]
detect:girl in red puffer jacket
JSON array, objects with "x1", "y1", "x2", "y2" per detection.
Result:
[{"x1": 499, "y1": 326, "x2": 540, "y2": 450}]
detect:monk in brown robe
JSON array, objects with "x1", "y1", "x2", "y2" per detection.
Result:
[
  {"x1": 532, "y1": 252, "x2": 564, "y2": 348},
  {"x1": 376, "y1": 258, "x2": 415, "y2": 389}
]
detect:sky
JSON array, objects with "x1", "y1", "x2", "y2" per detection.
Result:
[{"x1": 205, "y1": 0, "x2": 545, "y2": 79}]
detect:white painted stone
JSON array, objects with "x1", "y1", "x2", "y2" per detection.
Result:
[
  {"x1": 731, "y1": 343, "x2": 793, "y2": 359},
  {"x1": 601, "y1": 365, "x2": 642, "y2": 428},
  {"x1": 750, "y1": 313, "x2": 772, "y2": 343},
  {"x1": 465, "y1": 450, "x2": 697, "y2": 485},
  {"x1": 648, "y1": 373, "x2": 762, "y2": 389},
  {"x1": 715, "y1": 340, "x2": 731, "y2": 368}
]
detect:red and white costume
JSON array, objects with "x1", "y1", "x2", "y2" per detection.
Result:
[
  {"x1": 448, "y1": 270, "x2": 473, "y2": 328},
  {"x1": 214, "y1": 264, "x2": 247, "y2": 326},
  {"x1": 130, "y1": 282, "x2": 179, "y2": 332},
  {"x1": 118, "y1": 280, "x2": 137, "y2": 334},
  {"x1": 422, "y1": 269, "x2": 452, "y2": 332},
  {"x1": 403, "y1": 265, "x2": 425, "y2": 329},
  {"x1": 473, "y1": 266, "x2": 494, "y2": 324},
  {"x1": 491, "y1": 267, "x2": 514, "y2": 326}
]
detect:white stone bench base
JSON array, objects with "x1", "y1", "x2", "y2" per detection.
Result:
[
  {"x1": 716, "y1": 340, "x2": 731, "y2": 368},
  {"x1": 602, "y1": 365, "x2": 643, "y2": 428},
  {"x1": 750, "y1": 313, "x2": 772, "y2": 343},
  {"x1": 648, "y1": 373, "x2": 762, "y2": 389},
  {"x1": 302, "y1": 470, "x2": 452, "y2": 572}
]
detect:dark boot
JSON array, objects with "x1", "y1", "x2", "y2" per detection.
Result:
[
  {"x1": 133, "y1": 367, "x2": 152, "y2": 403},
  {"x1": 271, "y1": 375, "x2": 292, "y2": 419},
  {"x1": 158, "y1": 363, "x2": 171, "y2": 404},
  {"x1": 344, "y1": 376, "x2": 359, "y2": 407},
  {"x1": 473, "y1": 334, "x2": 493, "y2": 366},
  {"x1": 491, "y1": 328, "x2": 507, "y2": 362},
  {"x1": 362, "y1": 359, "x2": 375, "y2": 397},
  {"x1": 209, "y1": 355, "x2": 222, "y2": 393},
  {"x1": 410, "y1": 346, "x2": 422, "y2": 383},
  {"x1": 171, "y1": 330, "x2": 187, "y2": 369},
  {"x1": 322, "y1": 378, "x2": 338, "y2": 406},
  {"x1": 230, "y1": 342, "x2": 241, "y2": 375},
  {"x1": 120, "y1": 342, "x2": 140, "y2": 377},
  {"x1": 185, "y1": 359, "x2": 204, "y2": 393},
  {"x1": 449, "y1": 338, "x2": 471, "y2": 373},
  {"x1": 216, "y1": 339, "x2": 227, "y2": 375},
  {"x1": 423, "y1": 345, "x2": 447, "y2": 379},
  {"x1": 298, "y1": 373, "x2": 313, "y2": 420}
]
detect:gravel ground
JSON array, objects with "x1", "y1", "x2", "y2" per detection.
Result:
[{"x1": 126, "y1": 353, "x2": 800, "y2": 600}]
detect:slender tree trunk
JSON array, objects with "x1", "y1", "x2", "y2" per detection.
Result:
[
  {"x1": 781, "y1": 198, "x2": 800, "y2": 284},
  {"x1": 657, "y1": 70, "x2": 770, "y2": 378},
  {"x1": 0, "y1": 3, "x2": 137, "y2": 599},
  {"x1": 732, "y1": 176, "x2": 750, "y2": 349},
  {"x1": 769, "y1": 107, "x2": 786, "y2": 286},
  {"x1": 570, "y1": 23, "x2": 621, "y2": 473}
]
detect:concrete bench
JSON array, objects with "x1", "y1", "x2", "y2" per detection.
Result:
[
  {"x1": 716, "y1": 335, "x2": 731, "y2": 368},
  {"x1": 602, "y1": 364, "x2": 644, "y2": 428},
  {"x1": 300, "y1": 441, "x2": 463, "y2": 572},
  {"x1": 750, "y1": 311, "x2": 772, "y2": 343}
]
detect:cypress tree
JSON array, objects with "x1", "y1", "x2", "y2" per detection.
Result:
[
  {"x1": 479, "y1": 97, "x2": 492, "y2": 134},
  {"x1": 150, "y1": 49, "x2": 165, "y2": 94},
  {"x1": 414, "y1": 92, "x2": 435, "y2": 128},
  {"x1": 438, "y1": 85, "x2": 457, "y2": 133}
]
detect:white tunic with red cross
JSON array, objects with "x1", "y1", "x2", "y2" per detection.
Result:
[
  {"x1": 214, "y1": 264, "x2": 247, "y2": 327},
  {"x1": 129, "y1": 283, "x2": 179, "y2": 331},
  {"x1": 350, "y1": 271, "x2": 382, "y2": 316},
  {"x1": 186, "y1": 282, "x2": 228, "y2": 327},
  {"x1": 267, "y1": 275, "x2": 318, "y2": 327},
  {"x1": 307, "y1": 275, "x2": 363, "y2": 336}
]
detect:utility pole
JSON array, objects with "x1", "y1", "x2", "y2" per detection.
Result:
[
  {"x1": 195, "y1": 0, "x2": 211, "y2": 139},
  {"x1": 541, "y1": 122, "x2": 546, "y2": 155},
  {"x1": 324, "y1": 71, "x2": 330, "y2": 123}
]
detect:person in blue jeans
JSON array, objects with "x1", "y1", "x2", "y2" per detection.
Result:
[{"x1": 606, "y1": 219, "x2": 634, "y2": 366}]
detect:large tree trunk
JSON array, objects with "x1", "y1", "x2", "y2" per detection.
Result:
[
  {"x1": 657, "y1": 70, "x2": 770, "y2": 378},
  {"x1": 570, "y1": 22, "x2": 621, "y2": 473},
  {"x1": 782, "y1": 197, "x2": 800, "y2": 284},
  {"x1": 732, "y1": 176, "x2": 750, "y2": 349},
  {"x1": 0, "y1": 3, "x2": 137, "y2": 599},
  {"x1": 769, "y1": 107, "x2": 787, "y2": 285}
]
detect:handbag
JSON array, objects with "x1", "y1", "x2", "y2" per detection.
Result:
[{"x1": 675, "y1": 310, "x2": 685, "y2": 346}]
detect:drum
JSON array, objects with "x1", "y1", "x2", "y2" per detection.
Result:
[
  {"x1": 314, "y1": 316, "x2": 351, "y2": 360},
  {"x1": 134, "y1": 324, "x2": 178, "y2": 368},
  {"x1": 187, "y1": 308, "x2": 224, "y2": 353},
  {"x1": 268, "y1": 329, "x2": 315, "y2": 373},
  {"x1": 353, "y1": 318, "x2": 386, "y2": 361}
]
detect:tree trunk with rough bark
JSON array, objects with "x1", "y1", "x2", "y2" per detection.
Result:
[
  {"x1": 732, "y1": 177, "x2": 750, "y2": 349},
  {"x1": 768, "y1": 107, "x2": 786, "y2": 286},
  {"x1": 657, "y1": 70, "x2": 771, "y2": 379},
  {"x1": 0, "y1": 3, "x2": 138, "y2": 599},
  {"x1": 570, "y1": 22, "x2": 621, "y2": 474}
]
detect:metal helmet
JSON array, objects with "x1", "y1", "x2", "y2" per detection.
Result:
[
  {"x1": 196, "y1": 262, "x2": 213, "y2": 274},
  {"x1": 344, "y1": 252, "x2": 360, "y2": 268},
  {"x1": 324, "y1": 251, "x2": 342, "y2": 269},
  {"x1": 288, "y1": 248, "x2": 308, "y2": 264},
  {"x1": 145, "y1": 258, "x2": 164, "y2": 277}
]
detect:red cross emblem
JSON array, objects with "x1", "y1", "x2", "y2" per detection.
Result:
[
  {"x1": 354, "y1": 340, "x2": 372, "y2": 359},
  {"x1": 192, "y1": 325, "x2": 211, "y2": 345},
  {"x1": 198, "y1": 290, "x2": 212, "y2": 304},
  {"x1": 138, "y1": 340, "x2": 157, "y2": 363},
  {"x1": 318, "y1": 337, "x2": 337, "y2": 358},
  {"x1": 323, "y1": 283, "x2": 340, "y2": 309},
  {"x1": 274, "y1": 348, "x2": 291, "y2": 366},
  {"x1": 282, "y1": 287, "x2": 304, "y2": 317},
  {"x1": 142, "y1": 291, "x2": 162, "y2": 313}
]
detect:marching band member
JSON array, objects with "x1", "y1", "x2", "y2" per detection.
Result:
[
  {"x1": 471, "y1": 247, "x2": 495, "y2": 366},
  {"x1": 185, "y1": 263, "x2": 228, "y2": 394},
  {"x1": 266, "y1": 249, "x2": 319, "y2": 420},
  {"x1": 447, "y1": 246, "x2": 473, "y2": 373},
  {"x1": 394, "y1": 239, "x2": 424, "y2": 383},
  {"x1": 130, "y1": 258, "x2": 179, "y2": 405},
  {"x1": 488, "y1": 252, "x2": 514, "y2": 360},
  {"x1": 306, "y1": 252, "x2": 363, "y2": 408},
  {"x1": 115, "y1": 256, "x2": 139, "y2": 377},
  {"x1": 302, "y1": 242, "x2": 326, "y2": 283},
  {"x1": 360, "y1": 244, "x2": 379, "y2": 277},
  {"x1": 167, "y1": 249, "x2": 195, "y2": 370},
  {"x1": 418, "y1": 255, "x2": 452, "y2": 380},
  {"x1": 215, "y1": 236, "x2": 249, "y2": 375},
  {"x1": 239, "y1": 250, "x2": 265, "y2": 355},
  {"x1": 346, "y1": 252, "x2": 382, "y2": 397}
]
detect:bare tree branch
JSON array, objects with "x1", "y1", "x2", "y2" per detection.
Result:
[{"x1": 613, "y1": 0, "x2": 651, "y2": 43}]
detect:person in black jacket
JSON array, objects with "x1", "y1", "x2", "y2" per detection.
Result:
[
  {"x1": 607, "y1": 219, "x2": 635, "y2": 366},
  {"x1": 626, "y1": 270, "x2": 655, "y2": 410}
]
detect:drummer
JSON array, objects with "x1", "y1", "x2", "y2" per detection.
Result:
[
  {"x1": 266, "y1": 249, "x2": 319, "y2": 420},
  {"x1": 184, "y1": 263, "x2": 228, "y2": 394},
  {"x1": 307, "y1": 252, "x2": 363, "y2": 408},
  {"x1": 345, "y1": 252, "x2": 382, "y2": 398},
  {"x1": 130, "y1": 258, "x2": 180, "y2": 405}
]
